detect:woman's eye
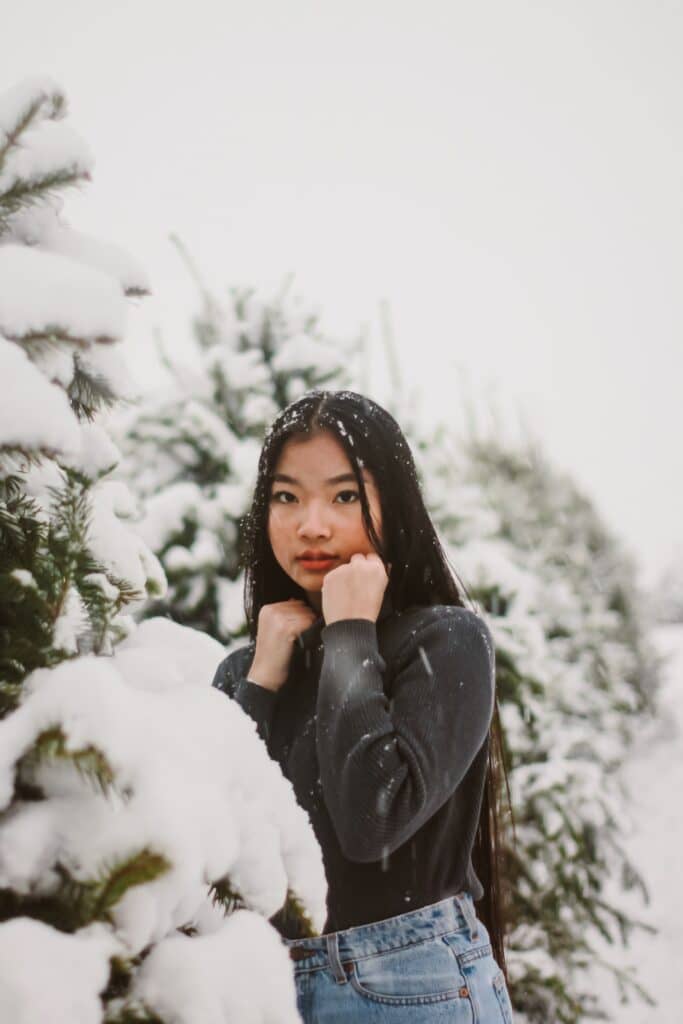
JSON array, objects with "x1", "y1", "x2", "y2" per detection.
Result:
[
  {"x1": 270, "y1": 490, "x2": 359, "y2": 504},
  {"x1": 335, "y1": 490, "x2": 359, "y2": 504}
]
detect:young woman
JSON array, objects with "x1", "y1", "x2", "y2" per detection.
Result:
[{"x1": 213, "y1": 389, "x2": 515, "y2": 1023}]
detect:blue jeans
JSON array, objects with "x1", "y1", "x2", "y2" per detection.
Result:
[{"x1": 283, "y1": 890, "x2": 514, "y2": 1022}]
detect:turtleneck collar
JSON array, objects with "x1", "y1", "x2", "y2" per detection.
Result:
[{"x1": 295, "y1": 588, "x2": 395, "y2": 651}]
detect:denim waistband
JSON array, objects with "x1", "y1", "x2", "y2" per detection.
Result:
[{"x1": 283, "y1": 891, "x2": 482, "y2": 973}]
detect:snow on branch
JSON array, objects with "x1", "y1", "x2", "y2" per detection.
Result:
[
  {"x1": 0, "y1": 338, "x2": 80, "y2": 459},
  {"x1": 8, "y1": 205, "x2": 150, "y2": 297},
  {"x1": 0, "y1": 919, "x2": 120, "y2": 1024},
  {"x1": 130, "y1": 910, "x2": 302, "y2": 1024},
  {"x1": 0, "y1": 77, "x2": 92, "y2": 228},
  {"x1": 0, "y1": 77, "x2": 67, "y2": 147},
  {"x1": 0, "y1": 246, "x2": 126, "y2": 347},
  {"x1": 0, "y1": 631, "x2": 327, "y2": 954}
]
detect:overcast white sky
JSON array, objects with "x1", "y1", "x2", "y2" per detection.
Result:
[{"x1": 5, "y1": 0, "x2": 682, "y2": 586}]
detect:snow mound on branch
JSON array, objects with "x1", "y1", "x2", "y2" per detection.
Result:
[
  {"x1": 206, "y1": 345, "x2": 272, "y2": 391},
  {"x1": 216, "y1": 575, "x2": 247, "y2": 636},
  {"x1": 88, "y1": 479, "x2": 166, "y2": 598},
  {"x1": 270, "y1": 333, "x2": 341, "y2": 375},
  {"x1": 62, "y1": 421, "x2": 121, "y2": 480},
  {"x1": 0, "y1": 119, "x2": 92, "y2": 196},
  {"x1": 8, "y1": 205, "x2": 150, "y2": 295},
  {"x1": 134, "y1": 481, "x2": 204, "y2": 551},
  {"x1": 114, "y1": 616, "x2": 224, "y2": 692},
  {"x1": 0, "y1": 76, "x2": 92, "y2": 199},
  {"x1": 133, "y1": 909, "x2": 301, "y2": 1024},
  {"x1": 0, "y1": 919, "x2": 119, "y2": 1024},
  {"x1": 0, "y1": 337, "x2": 79, "y2": 455},
  {"x1": 0, "y1": 76, "x2": 65, "y2": 134},
  {"x1": 0, "y1": 245, "x2": 126, "y2": 344},
  {"x1": 77, "y1": 340, "x2": 136, "y2": 401}
]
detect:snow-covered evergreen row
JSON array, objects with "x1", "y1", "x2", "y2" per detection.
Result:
[{"x1": 0, "y1": 78, "x2": 325, "y2": 1023}]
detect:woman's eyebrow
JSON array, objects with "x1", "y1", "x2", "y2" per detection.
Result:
[{"x1": 272, "y1": 472, "x2": 364, "y2": 485}]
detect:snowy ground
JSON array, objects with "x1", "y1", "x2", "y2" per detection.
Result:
[{"x1": 586, "y1": 624, "x2": 683, "y2": 1023}]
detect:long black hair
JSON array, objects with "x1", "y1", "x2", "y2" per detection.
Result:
[{"x1": 240, "y1": 389, "x2": 514, "y2": 981}]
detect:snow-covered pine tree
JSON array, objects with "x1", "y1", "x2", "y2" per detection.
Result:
[
  {"x1": 116, "y1": 245, "x2": 362, "y2": 643},
  {"x1": 409, "y1": 412, "x2": 662, "y2": 1023},
  {"x1": 0, "y1": 77, "x2": 325, "y2": 1023}
]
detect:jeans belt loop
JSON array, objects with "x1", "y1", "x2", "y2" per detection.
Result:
[
  {"x1": 325, "y1": 933, "x2": 349, "y2": 984},
  {"x1": 456, "y1": 890, "x2": 480, "y2": 942}
]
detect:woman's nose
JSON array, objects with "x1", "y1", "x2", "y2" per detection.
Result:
[{"x1": 297, "y1": 502, "x2": 331, "y2": 537}]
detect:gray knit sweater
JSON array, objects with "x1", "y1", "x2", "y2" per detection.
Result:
[{"x1": 212, "y1": 592, "x2": 496, "y2": 936}]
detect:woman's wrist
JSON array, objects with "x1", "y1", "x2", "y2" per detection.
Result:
[
  {"x1": 324, "y1": 615, "x2": 376, "y2": 626},
  {"x1": 246, "y1": 661, "x2": 285, "y2": 692},
  {"x1": 246, "y1": 676, "x2": 279, "y2": 693}
]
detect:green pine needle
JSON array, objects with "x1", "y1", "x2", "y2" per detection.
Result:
[
  {"x1": 92, "y1": 849, "x2": 171, "y2": 921},
  {"x1": 0, "y1": 88, "x2": 64, "y2": 183},
  {"x1": 209, "y1": 880, "x2": 317, "y2": 936},
  {"x1": 280, "y1": 888, "x2": 318, "y2": 938},
  {"x1": 1, "y1": 325, "x2": 116, "y2": 352},
  {"x1": 19, "y1": 726, "x2": 116, "y2": 797},
  {"x1": 208, "y1": 877, "x2": 246, "y2": 914},
  {"x1": 69, "y1": 355, "x2": 118, "y2": 422},
  {"x1": 0, "y1": 679, "x2": 22, "y2": 716},
  {"x1": 0, "y1": 168, "x2": 90, "y2": 230},
  {"x1": 0, "y1": 848, "x2": 171, "y2": 932}
]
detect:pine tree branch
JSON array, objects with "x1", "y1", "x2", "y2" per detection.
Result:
[
  {"x1": 102, "y1": 955, "x2": 136, "y2": 1003},
  {"x1": 0, "y1": 167, "x2": 90, "y2": 224},
  {"x1": 90, "y1": 849, "x2": 172, "y2": 922},
  {"x1": 1, "y1": 484, "x2": 77, "y2": 694},
  {"x1": 18, "y1": 726, "x2": 116, "y2": 796},
  {"x1": 0, "y1": 680, "x2": 22, "y2": 716},
  {"x1": 0, "y1": 443, "x2": 66, "y2": 469},
  {"x1": 209, "y1": 878, "x2": 318, "y2": 937},
  {"x1": 2, "y1": 325, "x2": 115, "y2": 349},
  {"x1": 0, "y1": 88, "x2": 65, "y2": 175},
  {"x1": 0, "y1": 97, "x2": 43, "y2": 172},
  {"x1": 268, "y1": 890, "x2": 320, "y2": 939},
  {"x1": 280, "y1": 888, "x2": 318, "y2": 938},
  {"x1": 0, "y1": 848, "x2": 170, "y2": 932},
  {"x1": 68, "y1": 354, "x2": 118, "y2": 421},
  {"x1": 208, "y1": 877, "x2": 247, "y2": 914}
]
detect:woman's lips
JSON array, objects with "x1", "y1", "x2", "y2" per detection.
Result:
[{"x1": 298, "y1": 557, "x2": 337, "y2": 571}]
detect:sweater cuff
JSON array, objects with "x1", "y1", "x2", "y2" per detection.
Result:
[
  {"x1": 233, "y1": 677, "x2": 278, "y2": 742},
  {"x1": 320, "y1": 618, "x2": 379, "y2": 650},
  {"x1": 320, "y1": 619, "x2": 386, "y2": 698}
]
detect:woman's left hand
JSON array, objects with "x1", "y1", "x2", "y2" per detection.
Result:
[{"x1": 322, "y1": 553, "x2": 390, "y2": 626}]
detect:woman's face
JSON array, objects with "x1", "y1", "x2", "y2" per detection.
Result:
[{"x1": 267, "y1": 430, "x2": 383, "y2": 612}]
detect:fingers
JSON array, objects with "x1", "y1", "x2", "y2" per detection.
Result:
[
  {"x1": 348, "y1": 553, "x2": 390, "y2": 576},
  {"x1": 349, "y1": 552, "x2": 384, "y2": 564}
]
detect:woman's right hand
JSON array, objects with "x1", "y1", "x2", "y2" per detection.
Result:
[{"x1": 247, "y1": 599, "x2": 319, "y2": 692}]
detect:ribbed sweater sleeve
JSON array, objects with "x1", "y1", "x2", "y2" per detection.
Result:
[
  {"x1": 316, "y1": 607, "x2": 495, "y2": 863},
  {"x1": 211, "y1": 646, "x2": 277, "y2": 745}
]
